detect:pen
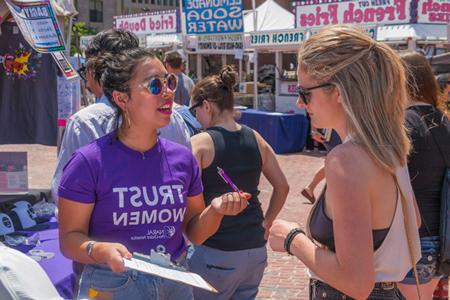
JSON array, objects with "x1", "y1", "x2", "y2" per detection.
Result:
[{"x1": 216, "y1": 166, "x2": 241, "y2": 193}]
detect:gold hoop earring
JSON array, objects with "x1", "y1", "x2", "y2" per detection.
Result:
[{"x1": 124, "y1": 107, "x2": 132, "y2": 129}]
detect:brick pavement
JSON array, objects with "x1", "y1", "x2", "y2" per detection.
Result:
[
  {"x1": 0, "y1": 144, "x2": 325, "y2": 300},
  {"x1": 257, "y1": 153, "x2": 325, "y2": 299}
]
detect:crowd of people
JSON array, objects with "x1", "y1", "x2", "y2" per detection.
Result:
[{"x1": 5, "y1": 24, "x2": 449, "y2": 300}]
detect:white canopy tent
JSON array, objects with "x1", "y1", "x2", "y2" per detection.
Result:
[
  {"x1": 146, "y1": 33, "x2": 182, "y2": 50},
  {"x1": 243, "y1": 0, "x2": 294, "y2": 32},
  {"x1": 377, "y1": 24, "x2": 448, "y2": 44}
]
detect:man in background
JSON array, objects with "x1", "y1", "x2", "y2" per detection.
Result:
[{"x1": 164, "y1": 50, "x2": 194, "y2": 106}]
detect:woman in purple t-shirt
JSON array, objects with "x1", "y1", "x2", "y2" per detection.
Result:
[{"x1": 58, "y1": 48, "x2": 251, "y2": 300}]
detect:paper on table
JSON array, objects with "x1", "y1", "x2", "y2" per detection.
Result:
[{"x1": 123, "y1": 257, "x2": 217, "y2": 293}]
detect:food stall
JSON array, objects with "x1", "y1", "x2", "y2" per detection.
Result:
[
  {"x1": 246, "y1": 28, "x2": 307, "y2": 113},
  {"x1": 242, "y1": 0, "x2": 301, "y2": 113}
]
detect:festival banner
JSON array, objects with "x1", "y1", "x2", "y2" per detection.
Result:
[
  {"x1": 195, "y1": 34, "x2": 243, "y2": 54},
  {"x1": 114, "y1": 10, "x2": 180, "y2": 35},
  {"x1": 250, "y1": 29, "x2": 308, "y2": 48},
  {"x1": 294, "y1": 0, "x2": 412, "y2": 29},
  {"x1": 308, "y1": 24, "x2": 378, "y2": 39},
  {"x1": 416, "y1": 0, "x2": 449, "y2": 24},
  {"x1": 5, "y1": 0, "x2": 65, "y2": 52},
  {"x1": 183, "y1": 0, "x2": 244, "y2": 35}
]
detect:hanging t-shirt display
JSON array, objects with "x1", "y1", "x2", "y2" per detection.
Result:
[{"x1": 0, "y1": 21, "x2": 57, "y2": 145}]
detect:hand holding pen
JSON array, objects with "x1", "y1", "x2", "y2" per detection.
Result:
[{"x1": 211, "y1": 167, "x2": 251, "y2": 216}]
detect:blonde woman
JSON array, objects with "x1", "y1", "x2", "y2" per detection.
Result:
[{"x1": 268, "y1": 25, "x2": 421, "y2": 299}]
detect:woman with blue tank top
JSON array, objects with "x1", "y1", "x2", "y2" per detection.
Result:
[
  {"x1": 188, "y1": 66, "x2": 289, "y2": 300},
  {"x1": 268, "y1": 26, "x2": 421, "y2": 299}
]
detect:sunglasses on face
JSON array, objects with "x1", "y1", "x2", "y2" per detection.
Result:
[
  {"x1": 77, "y1": 65, "x2": 86, "y2": 82},
  {"x1": 142, "y1": 73, "x2": 177, "y2": 95},
  {"x1": 297, "y1": 83, "x2": 334, "y2": 104},
  {"x1": 189, "y1": 99, "x2": 204, "y2": 118}
]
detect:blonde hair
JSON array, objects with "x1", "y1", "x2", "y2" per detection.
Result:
[{"x1": 298, "y1": 25, "x2": 410, "y2": 173}]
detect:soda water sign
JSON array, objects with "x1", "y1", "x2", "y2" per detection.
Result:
[
  {"x1": 294, "y1": 0, "x2": 411, "y2": 28},
  {"x1": 184, "y1": 0, "x2": 244, "y2": 35}
]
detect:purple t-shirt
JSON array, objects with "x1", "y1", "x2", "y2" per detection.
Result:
[{"x1": 58, "y1": 132, "x2": 203, "y2": 260}]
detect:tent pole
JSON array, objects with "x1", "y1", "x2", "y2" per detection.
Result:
[
  {"x1": 275, "y1": 51, "x2": 281, "y2": 112},
  {"x1": 253, "y1": 50, "x2": 258, "y2": 110},
  {"x1": 66, "y1": 16, "x2": 73, "y2": 57},
  {"x1": 197, "y1": 53, "x2": 202, "y2": 81},
  {"x1": 221, "y1": 54, "x2": 227, "y2": 68},
  {"x1": 252, "y1": 0, "x2": 258, "y2": 110},
  {"x1": 238, "y1": 57, "x2": 242, "y2": 83}
]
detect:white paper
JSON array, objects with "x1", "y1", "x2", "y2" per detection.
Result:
[{"x1": 123, "y1": 257, "x2": 217, "y2": 293}]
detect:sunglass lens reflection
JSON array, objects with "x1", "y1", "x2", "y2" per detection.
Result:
[
  {"x1": 149, "y1": 79, "x2": 162, "y2": 95},
  {"x1": 167, "y1": 75, "x2": 177, "y2": 91}
]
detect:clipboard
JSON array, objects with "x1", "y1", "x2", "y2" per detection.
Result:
[{"x1": 123, "y1": 250, "x2": 217, "y2": 293}]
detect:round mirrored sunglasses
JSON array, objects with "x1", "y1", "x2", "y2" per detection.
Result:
[{"x1": 146, "y1": 73, "x2": 178, "y2": 95}]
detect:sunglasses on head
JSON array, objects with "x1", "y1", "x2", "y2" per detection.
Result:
[
  {"x1": 77, "y1": 65, "x2": 86, "y2": 82},
  {"x1": 143, "y1": 73, "x2": 177, "y2": 95},
  {"x1": 189, "y1": 98, "x2": 205, "y2": 118},
  {"x1": 297, "y1": 83, "x2": 334, "y2": 104}
]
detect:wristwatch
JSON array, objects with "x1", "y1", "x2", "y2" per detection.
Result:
[{"x1": 86, "y1": 241, "x2": 96, "y2": 258}]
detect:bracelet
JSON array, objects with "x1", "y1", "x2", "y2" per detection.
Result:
[{"x1": 284, "y1": 228, "x2": 305, "y2": 255}]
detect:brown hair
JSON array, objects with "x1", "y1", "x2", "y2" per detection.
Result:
[
  {"x1": 400, "y1": 52, "x2": 445, "y2": 112},
  {"x1": 191, "y1": 65, "x2": 237, "y2": 112},
  {"x1": 164, "y1": 50, "x2": 183, "y2": 69}
]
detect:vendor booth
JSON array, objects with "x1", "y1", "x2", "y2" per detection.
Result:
[
  {"x1": 1, "y1": 2, "x2": 79, "y2": 299},
  {"x1": 181, "y1": 0, "x2": 308, "y2": 153},
  {"x1": 243, "y1": 0, "x2": 299, "y2": 113}
]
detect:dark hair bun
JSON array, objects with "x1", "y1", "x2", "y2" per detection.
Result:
[{"x1": 219, "y1": 65, "x2": 237, "y2": 88}]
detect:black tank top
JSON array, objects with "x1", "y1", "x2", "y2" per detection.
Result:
[
  {"x1": 202, "y1": 125, "x2": 265, "y2": 251},
  {"x1": 406, "y1": 105, "x2": 450, "y2": 237},
  {"x1": 309, "y1": 188, "x2": 390, "y2": 252}
]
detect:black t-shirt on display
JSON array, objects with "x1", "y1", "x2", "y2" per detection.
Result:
[{"x1": 0, "y1": 22, "x2": 57, "y2": 145}]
